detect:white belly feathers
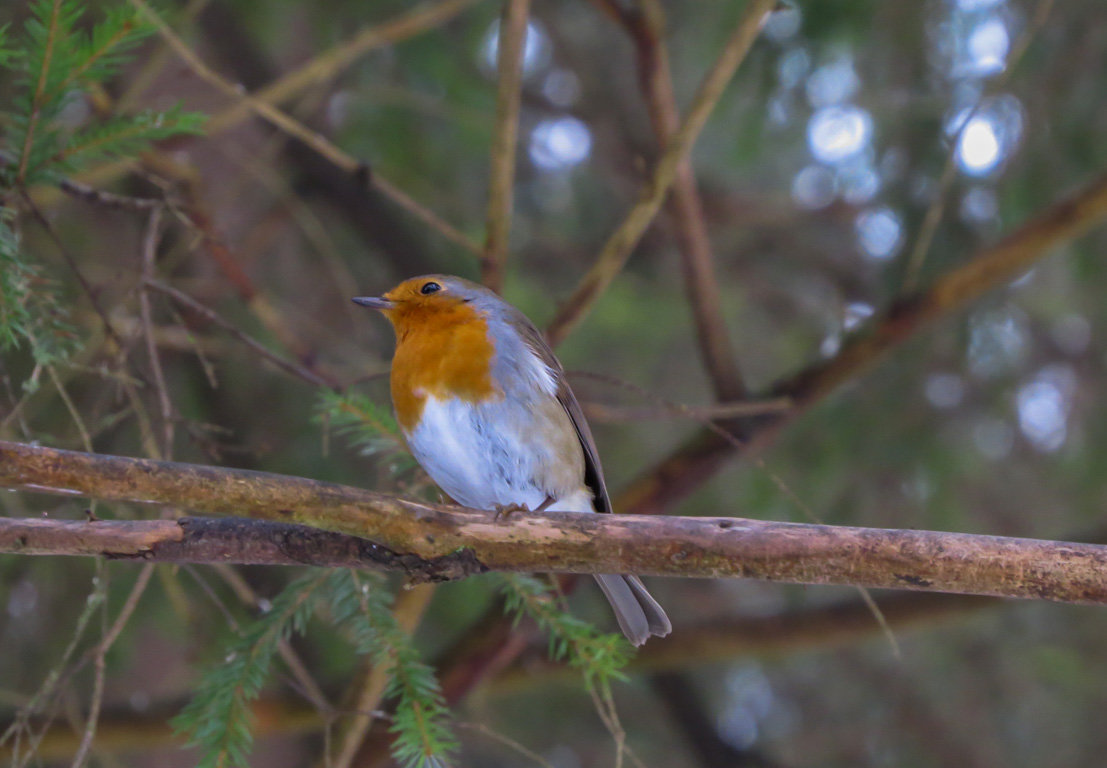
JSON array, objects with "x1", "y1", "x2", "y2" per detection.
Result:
[{"x1": 403, "y1": 394, "x2": 593, "y2": 514}]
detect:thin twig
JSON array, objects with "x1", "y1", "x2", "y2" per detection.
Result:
[
  {"x1": 19, "y1": 193, "x2": 128, "y2": 354},
  {"x1": 115, "y1": 0, "x2": 214, "y2": 112},
  {"x1": 481, "y1": 0, "x2": 531, "y2": 291},
  {"x1": 67, "y1": 567, "x2": 107, "y2": 768},
  {"x1": 0, "y1": 695, "x2": 322, "y2": 763},
  {"x1": 103, "y1": 564, "x2": 156, "y2": 651},
  {"x1": 203, "y1": 0, "x2": 484, "y2": 135},
  {"x1": 455, "y1": 721, "x2": 556, "y2": 768},
  {"x1": 545, "y1": 0, "x2": 774, "y2": 346},
  {"x1": 69, "y1": 564, "x2": 154, "y2": 768},
  {"x1": 8, "y1": 362, "x2": 103, "y2": 768},
  {"x1": 145, "y1": 279, "x2": 337, "y2": 389},
  {"x1": 0, "y1": 578, "x2": 104, "y2": 756},
  {"x1": 0, "y1": 593, "x2": 997, "y2": 762},
  {"x1": 579, "y1": 397, "x2": 791, "y2": 423},
  {"x1": 209, "y1": 564, "x2": 334, "y2": 716},
  {"x1": 62, "y1": 223, "x2": 162, "y2": 768},
  {"x1": 138, "y1": 208, "x2": 174, "y2": 456},
  {"x1": 126, "y1": 0, "x2": 482, "y2": 256},
  {"x1": 45, "y1": 367, "x2": 92, "y2": 450},
  {"x1": 367, "y1": 174, "x2": 482, "y2": 256},
  {"x1": 596, "y1": 0, "x2": 746, "y2": 399},
  {"x1": 58, "y1": 178, "x2": 164, "y2": 210},
  {"x1": 575, "y1": 370, "x2": 899, "y2": 655}
]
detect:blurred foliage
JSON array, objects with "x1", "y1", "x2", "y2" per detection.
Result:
[
  {"x1": 174, "y1": 572, "x2": 328, "y2": 768},
  {"x1": 0, "y1": 0, "x2": 202, "y2": 389},
  {"x1": 2, "y1": 0, "x2": 1107, "y2": 766}
]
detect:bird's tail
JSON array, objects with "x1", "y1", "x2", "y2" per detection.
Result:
[{"x1": 594, "y1": 574, "x2": 671, "y2": 646}]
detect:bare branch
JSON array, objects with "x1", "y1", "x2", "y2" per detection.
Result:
[
  {"x1": 4, "y1": 442, "x2": 1107, "y2": 605},
  {"x1": 580, "y1": 397, "x2": 790, "y2": 424},
  {"x1": 481, "y1": 0, "x2": 531, "y2": 291},
  {"x1": 545, "y1": 0, "x2": 774, "y2": 347},
  {"x1": 145, "y1": 279, "x2": 339, "y2": 390},
  {"x1": 597, "y1": 0, "x2": 746, "y2": 399},
  {"x1": 126, "y1": 0, "x2": 482, "y2": 256},
  {"x1": 204, "y1": 0, "x2": 485, "y2": 135},
  {"x1": 0, "y1": 516, "x2": 481, "y2": 581},
  {"x1": 58, "y1": 178, "x2": 163, "y2": 210},
  {"x1": 138, "y1": 208, "x2": 173, "y2": 456}
]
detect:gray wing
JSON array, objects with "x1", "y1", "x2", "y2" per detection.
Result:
[{"x1": 515, "y1": 317, "x2": 613, "y2": 515}]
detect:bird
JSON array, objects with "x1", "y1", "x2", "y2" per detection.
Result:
[{"x1": 353, "y1": 274, "x2": 671, "y2": 646}]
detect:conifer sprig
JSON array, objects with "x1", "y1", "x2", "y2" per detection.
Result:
[
  {"x1": 172, "y1": 573, "x2": 328, "y2": 768},
  {"x1": 327, "y1": 570, "x2": 457, "y2": 768},
  {"x1": 0, "y1": 209, "x2": 78, "y2": 382},
  {"x1": 315, "y1": 390, "x2": 418, "y2": 474},
  {"x1": 0, "y1": 0, "x2": 206, "y2": 379},
  {"x1": 4, "y1": 0, "x2": 204, "y2": 186},
  {"x1": 175, "y1": 571, "x2": 456, "y2": 768},
  {"x1": 498, "y1": 574, "x2": 633, "y2": 691}
]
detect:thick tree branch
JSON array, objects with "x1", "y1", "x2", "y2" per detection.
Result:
[
  {"x1": 0, "y1": 516, "x2": 480, "y2": 580},
  {"x1": 3, "y1": 442, "x2": 1107, "y2": 605}
]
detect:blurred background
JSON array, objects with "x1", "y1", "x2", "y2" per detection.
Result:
[{"x1": 4, "y1": 0, "x2": 1107, "y2": 766}]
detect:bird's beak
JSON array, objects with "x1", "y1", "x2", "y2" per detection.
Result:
[{"x1": 352, "y1": 296, "x2": 393, "y2": 310}]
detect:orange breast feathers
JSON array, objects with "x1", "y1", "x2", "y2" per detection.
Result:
[{"x1": 385, "y1": 301, "x2": 501, "y2": 431}]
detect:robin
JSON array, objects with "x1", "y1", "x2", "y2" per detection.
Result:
[{"x1": 354, "y1": 275, "x2": 671, "y2": 645}]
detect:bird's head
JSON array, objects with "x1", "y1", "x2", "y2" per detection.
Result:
[{"x1": 354, "y1": 275, "x2": 496, "y2": 336}]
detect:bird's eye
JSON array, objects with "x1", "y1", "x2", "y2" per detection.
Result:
[{"x1": 420, "y1": 282, "x2": 442, "y2": 295}]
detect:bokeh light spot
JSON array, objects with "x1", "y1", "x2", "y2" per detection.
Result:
[
  {"x1": 529, "y1": 117, "x2": 592, "y2": 170},
  {"x1": 792, "y1": 165, "x2": 837, "y2": 209},
  {"x1": 1017, "y1": 368, "x2": 1074, "y2": 453},
  {"x1": 855, "y1": 207, "x2": 902, "y2": 260},
  {"x1": 966, "y1": 18, "x2": 1009, "y2": 76},
  {"x1": 482, "y1": 19, "x2": 550, "y2": 76},
  {"x1": 808, "y1": 105, "x2": 872, "y2": 164},
  {"x1": 957, "y1": 116, "x2": 1001, "y2": 175}
]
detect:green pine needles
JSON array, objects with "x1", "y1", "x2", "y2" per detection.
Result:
[
  {"x1": 173, "y1": 572, "x2": 328, "y2": 768},
  {"x1": 0, "y1": 0, "x2": 204, "y2": 382},
  {"x1": 2, "y1": 0, "x2": 205, "y2": 188},
  {"x1": 327, "y1": 570, "x2": 457, "y2": 767},
  {"x1": 498, "y1": 574, "x2": 633, "y2": 691},
  {"x1": 315, "y1": 390, "x2": 413, "y2": 466},
  {"x1": 0, "y1": 207, "x2": 76, "y2": 377},
  {"x1": 174, "y1": 571, "x2": 457, "y2": 768}
]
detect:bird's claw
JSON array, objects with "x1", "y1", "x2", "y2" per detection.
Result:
[{"x1": 493, "y1": 502, "x2": 530, "y2": 521}]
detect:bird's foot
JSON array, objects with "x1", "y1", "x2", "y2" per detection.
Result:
[
  {"x1": 492, "y1": 496, "x2": 556, "y2": 521},
  {"x1": 493, "y1": 502, "x2": 530, "y2": 521}
]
